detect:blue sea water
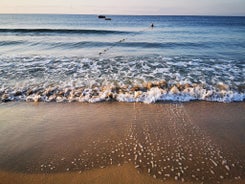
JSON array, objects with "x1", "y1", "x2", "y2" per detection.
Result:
[{"x1": 0, "y1": 14, "x2": 244, "y2": 103}]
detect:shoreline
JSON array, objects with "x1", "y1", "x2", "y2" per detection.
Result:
[{"x1": 0, "y1": 101, "x2": 244, "y2": 183}]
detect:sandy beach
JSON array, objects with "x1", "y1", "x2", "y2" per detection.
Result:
[{"x1": 0, "y1": 102, "x2": 244, "y2": 184}]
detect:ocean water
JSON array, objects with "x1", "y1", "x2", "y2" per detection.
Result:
[{"x1": 0, "y1": 14, "x2": 244, "y2": 103}]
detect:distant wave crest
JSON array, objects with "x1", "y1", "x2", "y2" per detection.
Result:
[{"x1": 0, "y1": 28, "x2": 131, "y2": 35}]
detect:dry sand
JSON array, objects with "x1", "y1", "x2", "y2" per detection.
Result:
[{"x1": 0, "y1": 102, "x2": 244, "y2": 184}]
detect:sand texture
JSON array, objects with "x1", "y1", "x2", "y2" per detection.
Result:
[{"x1": 0, "y1": 102, "x2": 244, "y2": 184}]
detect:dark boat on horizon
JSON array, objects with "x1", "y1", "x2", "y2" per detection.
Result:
[{"x1": 98, "y1": 15, "x2": 106, "y2": 19}]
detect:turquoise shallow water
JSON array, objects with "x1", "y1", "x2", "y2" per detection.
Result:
[{"x1": 0, "y1": 14, "x2": 244, "y2": 103}]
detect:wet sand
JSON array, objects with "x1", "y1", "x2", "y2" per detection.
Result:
[{"x1": 0, "y1": 102, "x2": 244, "y2": 184}]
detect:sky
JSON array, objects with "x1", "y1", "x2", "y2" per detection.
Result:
[{"x1": 0, "y1": 0, "x2": 244, "y2": 16}]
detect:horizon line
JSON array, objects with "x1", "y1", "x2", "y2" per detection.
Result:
[{"x1": 0, "y1": 13, "x2": 244, "y2": 17}]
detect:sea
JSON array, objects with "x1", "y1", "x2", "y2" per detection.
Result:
[{"x1": 0, "y1": 14, "x2": 244, "y2": 103}]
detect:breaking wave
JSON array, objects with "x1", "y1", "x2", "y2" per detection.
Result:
[
  {"x1": 0, "y1": 56, "x2": 244, "y2": 103},
  {"x1": 1, "y1": 82, "x2": 244, "y2": 104}
]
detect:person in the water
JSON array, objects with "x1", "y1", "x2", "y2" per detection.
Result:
[{"x1": 151, "y1": 23, "x2": 154, "y2": 28}]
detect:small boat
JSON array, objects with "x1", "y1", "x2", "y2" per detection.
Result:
[
  {"x1": 98, "y1": 15, "x2": 106, "y2": 19},
  {"x1": 105, "y1": 18, "x2": 112, "y2": 21}
]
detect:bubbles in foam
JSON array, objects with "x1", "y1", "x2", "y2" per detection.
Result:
[{"x1": 0, "y1": 55, "x2": 244, "y2": 103}]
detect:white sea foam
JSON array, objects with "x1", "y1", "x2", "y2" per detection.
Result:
[
  {"x1": 0, "y1": 55, "x2": 244, "y2": 103},
  {"x1": 2, "y1": 84, "x2": 244, "y2": 103}
]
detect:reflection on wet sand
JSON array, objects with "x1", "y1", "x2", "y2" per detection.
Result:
[{"x1": 0, "y1": 102, "x2": 244, "y2": 184}]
